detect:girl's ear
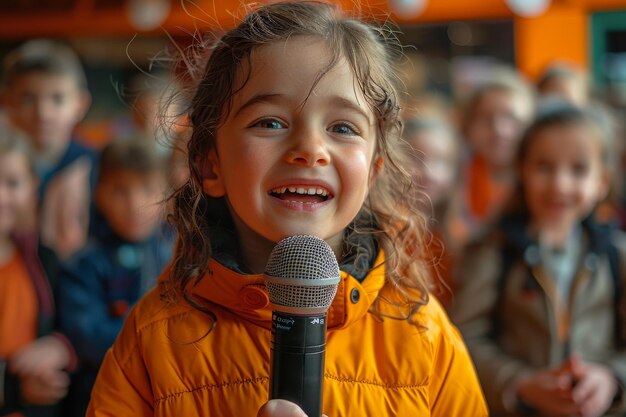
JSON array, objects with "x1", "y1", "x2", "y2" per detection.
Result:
[
  {"x1": 73, "y1": 91, "x2": 92, "y2": 123},
  {"x1": 200, "y1": 148, "x2": 226, "y2": 197}
]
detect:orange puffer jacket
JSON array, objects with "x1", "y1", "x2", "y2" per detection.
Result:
[{"x1": 87, "y1": 252, "x2": 488, "y2": 416}]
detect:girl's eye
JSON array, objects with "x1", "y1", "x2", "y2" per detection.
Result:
[
  {"x1": 251, "y1": 118, "x2": 286, "y2": 129},
  {"x1": 52, "y1": 93, "x2": 66, "y2": 106},
  {"x1": 7, "y1": 177, "x2": 21, "y2": 189},
  {"x1": 535, "y1": 160, "x2": 552, "y2": 173},
  {"x1": 572, "y1": 163, "x2": 589, "y2": 177},
  {"x1": 329, "y1": 122, "x2": 359, "y2": 136}
]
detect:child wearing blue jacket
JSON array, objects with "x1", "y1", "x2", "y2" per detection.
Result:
[{"x1": 57, "y1": 139, "x2": 173, "y2": 417}]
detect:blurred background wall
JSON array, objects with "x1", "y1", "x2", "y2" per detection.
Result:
[{"x1": 0, "y1": 0, "x2": 624, "y2": 147}]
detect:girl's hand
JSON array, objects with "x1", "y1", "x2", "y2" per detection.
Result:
[
  {"x1": 257, "y1": 399, "x2": 328, "y2": 417},
  {"x1": 515, "y1": 363, "x2": 581, "y2": 417},
  {"x1": 20, "y1": 369, "x2": 70, "y2": 405},
  {"x1": 10, "y1": 336, "x2": 71, "y2": 377},
  {"x1": 569, "y1": 357, "x2": 618, "y2": 417}
]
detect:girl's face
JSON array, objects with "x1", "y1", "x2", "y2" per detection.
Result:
[
  {"x1": 466, "y1": 89, "x2": 532, "y2": 169},
  {"x1": 96, "y1": 169, "x2": 165, "y2": 242},
  {"x1": 203, "y1": 36, "x2": 377, "y2": 253},
  {"x1": 521, "y1": 123, "x2": 608, "y2": 235},
  {"x1": 0, "y1": 151, "x2": 36, "y2": 235},
  {"x1": 407, "y1": 129, "x2": 457, "y2": 208}
]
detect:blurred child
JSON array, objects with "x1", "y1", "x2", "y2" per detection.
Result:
[
  {"x1": 450, "y1": 101, "x2": 626, "y2": 416},
  {"x1": 456, "y1": 67, "x2": 535, "y2": 245},
  {"x1": 86, "y1": 3, "x2": 488, "y2": 416},
  {"x1": 57, "y1": 139, "x2": 173, "y2": 417},
  {"x1": 403, "y1": 116, "x2": 460, "y2": 306},
  {"x1": 1, "y1": 39, "x2": 96, "y2": 259},
  {"x1": 537, "y1": 62, "x2": 589, "y2": 106},
  {"x1": 0, "y1": 124, "x2": 75, "y2": 417}
]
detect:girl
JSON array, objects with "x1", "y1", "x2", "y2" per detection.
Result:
[
  {"x1": 455, "y1": 68, "x2": 535, "y2": 246},
  {"x1": 0, "y1": 125, "x2": 75, "y2": 417},
  {"x1": 450, "y1": 101, "x2": 626, "y2": 417},
  {"x1": 87, "y1": 2, "x2": 487, "y2": 416}
]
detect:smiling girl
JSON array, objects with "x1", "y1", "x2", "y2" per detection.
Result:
[
  {"x1": 452, "y1": 100, "x2": 626, "y2": 417},
  {"x1": 87, "y1": 3, "x2": 487, "y2": 416}
]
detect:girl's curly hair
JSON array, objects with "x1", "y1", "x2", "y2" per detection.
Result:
[{"x1": 166, "y1": 1, "x2": 431, "y2": 320}]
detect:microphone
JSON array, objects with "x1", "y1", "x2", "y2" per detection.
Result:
[{"x1": 264, "y1": 235, "x2": 340, "y2": 417}]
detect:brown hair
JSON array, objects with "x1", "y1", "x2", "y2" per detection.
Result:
[
  {"x1": 1, "y1": 39, "x2": 87, "y2": 91},
  {"x1": 167, "y1": 1, "x2": 431, "y2": 320},
  {"x1": 98, "y1": 138, "x2": 165, "y2": 184}
]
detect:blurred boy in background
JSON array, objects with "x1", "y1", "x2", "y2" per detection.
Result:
[
  {"x1": 57, "y1": 138, "x2": 173, "y2": 417},
  {"x1": 1, "y1": 39, "x2": 96, "y2": 259}
]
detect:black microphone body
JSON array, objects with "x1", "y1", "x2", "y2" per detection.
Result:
[
  {"x1": 264, "y1": 235, "x2": 340, "y2": 417},
  {"x1": 270, "y1": 312, "x2": 327, "y2": 417}
]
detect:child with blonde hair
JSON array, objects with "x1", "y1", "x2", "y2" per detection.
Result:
[
  {"x1": 0, "y1": 125, "x2": 75, "y2": 417},
  {"x1": 87, "y1": 2, "x2": 487, "y2": 416}
]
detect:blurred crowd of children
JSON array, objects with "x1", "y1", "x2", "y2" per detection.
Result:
[
  {"x1": 1, "y1": 33, "x2": 626, "y2": 417},
  {"x1": 0, "y1": 40, "x2": 180, "y2": 417}
]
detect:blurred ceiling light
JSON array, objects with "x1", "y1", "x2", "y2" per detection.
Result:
[
  {"x1": 388, "y1": 0, "x2": 427, "y2": 19},
  {"x1": 127, "y1": 0, "x2": 171, "y2": 31},
  {"x1": 505, "y1": 0, "x2": 551, "y2": 18}
]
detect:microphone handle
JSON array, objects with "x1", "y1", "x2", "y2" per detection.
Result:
[{"x1": 270, "y1": 311, "x2": 327, "y2": 417}]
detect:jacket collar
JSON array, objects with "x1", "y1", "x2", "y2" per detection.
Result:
[
  {"x1": 499, "y1": 213, "x2": 614, "y2": 259},
  {"x1": 188, "y1": 251, "x2": 387, "y2": 330}
]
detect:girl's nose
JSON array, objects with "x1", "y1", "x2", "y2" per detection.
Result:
[
  {"x1": 552, "y1": 170, "x2": 573, "y2": 193},
  {"x1": 35, "y1": 98, "x2": 55, "y2": 121},
  {"x1": 284, "y1": 128, "x2": 330, "y2": 167}
]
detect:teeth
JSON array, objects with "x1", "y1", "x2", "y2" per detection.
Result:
[{"x1": 271, "y1": 186, "x2": 329, "y2": 196}]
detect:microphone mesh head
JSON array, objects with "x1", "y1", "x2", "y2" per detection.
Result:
[{"x1": 264, "y1": 235, "x2": 340, "y2": 313}]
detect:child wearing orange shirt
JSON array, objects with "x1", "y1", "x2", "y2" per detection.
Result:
[
  {"x1": 0, "y1": 125, "x2": 76, "y2": 417},
  {"x1": 455, "y1": 68, "x2": 535, "y2": 245}
]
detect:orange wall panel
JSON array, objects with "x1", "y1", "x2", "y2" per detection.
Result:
[{"x1": 514, "y1": 4, "x2": 588, "y2": 80}]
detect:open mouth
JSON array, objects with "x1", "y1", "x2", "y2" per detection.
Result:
[{"x1": 269, "y1": 186, "x2": 331, "y2": 203}]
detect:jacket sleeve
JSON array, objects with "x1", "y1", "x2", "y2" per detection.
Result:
[
  {"x1": 38, "y1": 243, "x2": 79, "y2": 372},
  {"x1": 87, "y1": 311, "x2": 153, "y2": 417},
  {"x1": 58, "y1": 251, "x2": 126, "y2": 367},
  {"x1": 448, "y1": 243, "x2": 533, "y2": 416},
  {"x1": 426, "y1": 298, "x2": 489, "y2": 417}
]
